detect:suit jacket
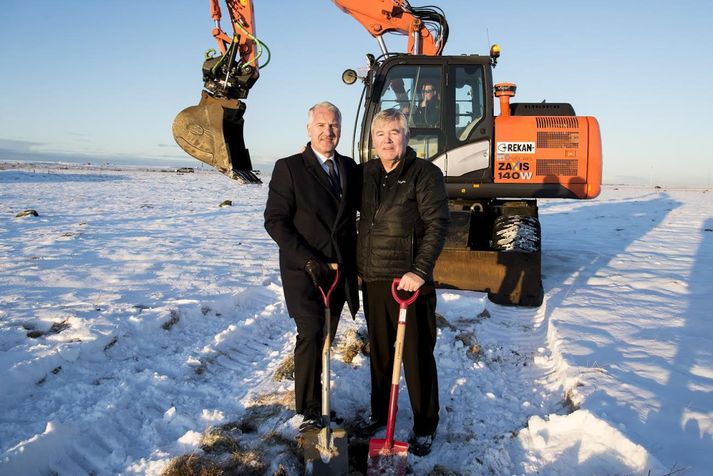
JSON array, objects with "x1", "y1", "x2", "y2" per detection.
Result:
[{"x1": 264, "y1": 143, "x2": 360, "y2": 318}]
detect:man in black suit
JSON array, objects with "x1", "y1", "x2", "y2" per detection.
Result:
[{"x1": 264, "y1": 101, "x2": 360, "y2": 432}]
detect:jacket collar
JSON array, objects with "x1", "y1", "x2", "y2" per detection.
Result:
[
  {"x1": 302, "y1": 142, "x2": 343, "y2": 200},
  {"x1": 369, "y1": 146, "x2": 417, "y2": 178}
]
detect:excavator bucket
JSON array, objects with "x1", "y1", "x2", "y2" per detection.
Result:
[{"x1": 172, "y1": 91, "x2": 261, "y2": 184}]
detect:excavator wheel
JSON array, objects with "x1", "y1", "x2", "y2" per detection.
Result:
[
  {"x1": 433, "y1": 202, "x2": 544, "y2": 307},
  {"x1": 172, "y1": 91, "x2": 261, "y2": 184}
]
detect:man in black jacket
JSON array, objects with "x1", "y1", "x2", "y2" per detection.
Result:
[
  {"x1": 264, "y1": 102, "x2": 360, "y2": 432},
  {"x1": 356, "y1": 108, "x2": 449, "y2": 456}
]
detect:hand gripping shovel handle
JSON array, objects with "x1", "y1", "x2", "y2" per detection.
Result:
[
  {"x1": 391, "y1": 278, "x2": 420, "y2": 309},
  {"x1": 317, "y1": 263, "x2": 340, "y2": 308},
  {"x1": 316, "y1": 264, "x2": 339, "y2": 447},
  {"x1": 383, "y1": 278, "x2": 420, "y2": 449}
]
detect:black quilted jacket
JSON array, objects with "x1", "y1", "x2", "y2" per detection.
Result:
[{"x1": 357, "y1": 147, "x2": 449, "y2": 282}]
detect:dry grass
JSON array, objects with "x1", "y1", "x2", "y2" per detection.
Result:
[
  {"x1": 455, "y1": 331, "x2": 482, "y2": 360},
  {"x1": 272, "y1": 355, "x2": 295, "y2": 382},
  {"x1": 162, "y1": 413, "x2": 302, "y2": 476},
  {"x1": 161, "y1": 453, "x2": 223, "y2": 476},
  {"x1": 336, "y1": 328, "x2": 369, "y2": 364},
  {"x1": 200, "y1": 427, "x2": 241, "y2": 454},
  {"x1": 562, "y1": 382, "x2": 583, "y2": 413}
]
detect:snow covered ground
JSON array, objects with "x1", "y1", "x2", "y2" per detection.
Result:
[{"x1": 1, "y1": 163, "x2": 711, "y2": 475}]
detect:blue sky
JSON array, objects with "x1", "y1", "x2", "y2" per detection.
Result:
[{"x1": 1, "y1": 0, "x2": 712, "y2": 187}]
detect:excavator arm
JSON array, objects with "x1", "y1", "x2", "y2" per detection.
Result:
[
  {"x1": 172, "y1": 0, "x2": 264, "y2": 183},
  {"x1": 332, "y1": 0, "x2": 447, "y2": 56},
  {"x1": 172, "y1": 0, "x2": 448, "y2": 182}
]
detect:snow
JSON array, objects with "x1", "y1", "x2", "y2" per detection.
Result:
[{"x1": 1, "y1": 162, "x2": 712, "y2": 475}]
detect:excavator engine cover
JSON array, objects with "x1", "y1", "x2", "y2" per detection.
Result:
[{"x1": 172, "y1": 91, "x2": 261, "y2": 183}]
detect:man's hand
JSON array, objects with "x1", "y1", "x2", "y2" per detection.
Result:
[
  {"x1": 305, "y1": 258, "x2": 330, "y2": 288},
  {"x1": 397, "y1": 272, "x2": 425, "y2": 292}
]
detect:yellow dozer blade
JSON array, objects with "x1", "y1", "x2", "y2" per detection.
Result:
[{"x1": 172, "y1": 91, "x2": 261, "y2": 184}]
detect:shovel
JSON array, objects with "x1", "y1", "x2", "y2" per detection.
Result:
[
  {"x1": 366, "y1": 278, "x2": 420, "y2": 475},
  {"x1": 304, "y1": 264, "x2": 349, "y2": 475}
]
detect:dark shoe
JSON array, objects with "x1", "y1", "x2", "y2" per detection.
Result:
[
  {"x1": 299, "y1": 415, "x2": 324, "y2": 433},
  {"x1": 353, "y1": 417, "x2": 386, "y2": 438},
  {"x1": 330, "y1": 410, "x2": 343, "y2": 425},
  {"x1": 407, "y1": 430, "x2": 435, "y2": 456}
]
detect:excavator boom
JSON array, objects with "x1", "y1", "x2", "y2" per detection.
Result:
[{"x1": 332, "y1": 0, "x2": 447, "y2": 55}]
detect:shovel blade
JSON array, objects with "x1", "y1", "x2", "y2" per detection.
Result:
[
  {"x1": 303, "y1": 427, "x2": 349, "y2": 475},
  {"x1": 366, "y1": 438, "x2": 408, "y2": 475},
  {"x1": 172, "y1": 91, "x2": 261, "y2": 183}
]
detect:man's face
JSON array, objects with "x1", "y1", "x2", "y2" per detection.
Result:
[
  {"x1": 372, "y1": 119, "x2": 407, "y2": 163},
  {"x1": 308, "y1": 107, "x2": 341, "y2": 156}
]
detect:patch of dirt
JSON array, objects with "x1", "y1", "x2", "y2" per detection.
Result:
[
  {"x1": 26, "y1": 319, "x2": 71, "y2": 339},
  {"x1": 162, "y1": 309, "x2": 180, "y2": 330}
]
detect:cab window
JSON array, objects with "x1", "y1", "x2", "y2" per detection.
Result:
[
  {"x1": 375, "y1": 65, "x2": 442, "y2": 160},
  {"x1": 454, "y1": 65, "x2": 485, "y2": 141}
]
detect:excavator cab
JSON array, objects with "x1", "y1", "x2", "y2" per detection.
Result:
[{"x1": 358, "y1": 56, "x2": 494, "y2": 176}]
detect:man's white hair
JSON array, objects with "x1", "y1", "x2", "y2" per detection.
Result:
[
  {"x1": 371, "y1": 108, "x2": 410, "y2": 138},
  {"x1": 307, "y1": 102, "x2": 342, "y2": 126}
]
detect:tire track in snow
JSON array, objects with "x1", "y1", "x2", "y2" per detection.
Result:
[
  {"x1": 416, "y1": 290, "x2": 573, "y2": 474},
  {"x1": 1, "y1": 284, "x2": 294, "y2": 475}
]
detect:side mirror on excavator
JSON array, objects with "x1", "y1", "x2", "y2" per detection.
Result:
[{"x1": 342, "y1": 69, "x2": 358, "y2": 85}]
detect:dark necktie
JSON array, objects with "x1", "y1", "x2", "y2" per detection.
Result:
[{"x1": 325, "y1": 159, "x2": 341, "y2": 196}]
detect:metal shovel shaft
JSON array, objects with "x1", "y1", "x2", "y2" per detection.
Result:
[
  {"x1": 304, "y1": 264, "x2": 348, "y2": 475},
  {"x1": 321, "y1": 305, "x2": 332, "y2": 446}
]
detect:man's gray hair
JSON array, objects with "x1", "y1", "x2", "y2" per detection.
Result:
[
  {"x1": 307, "y1": 101, "x2": 342, "y2": 126},
  {"x1": 371, "y1": 108, "x2": 410, "y2": 138}
]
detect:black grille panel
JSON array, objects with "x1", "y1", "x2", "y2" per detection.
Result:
[
  {"x1": 537, "y1": 159, "x2": 578, "y2": 176},
  {"x1": 537, "y1": 131, "x2": 579, "y2": 149},
  {"x1": 536, "y1": 117, "x2": 579, "y2": 128}
]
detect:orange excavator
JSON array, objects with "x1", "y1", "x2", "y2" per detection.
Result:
[{"x1": 173, "y1": 0, "x2": 602, "y2": 306}]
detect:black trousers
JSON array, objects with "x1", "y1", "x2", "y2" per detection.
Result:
[
  {"x1": 362, "y1": 280, "x2": 439, "y2": 435},
  {"x1": 292, "y1": 285, "x2": 345, "y2": 416}
]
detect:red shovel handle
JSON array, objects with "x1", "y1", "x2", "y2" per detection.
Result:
[
  {"x1": 391, "y1": 278, "x2": 420, "y2": 309},
  {"x1": 317, "y1": 263, "x2": 339, "y2": 307}
]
